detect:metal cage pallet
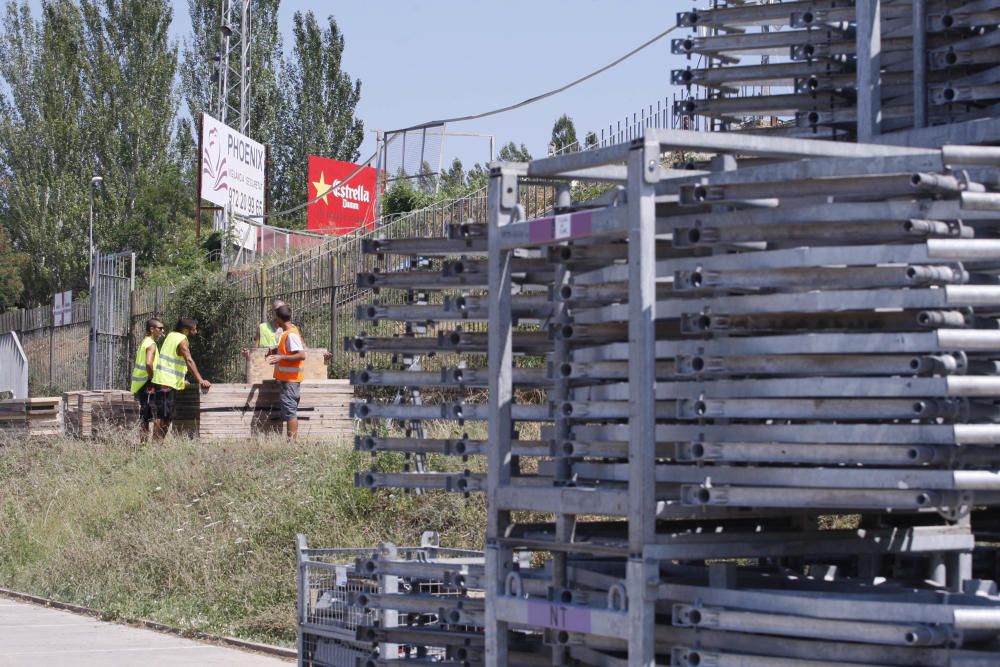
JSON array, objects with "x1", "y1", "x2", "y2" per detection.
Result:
[{"x1": 296, "y1": 533, "x2": 495, "y2": 667}]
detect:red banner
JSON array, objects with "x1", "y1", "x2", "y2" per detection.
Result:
[{"x1": 307, "y1": 156, "x2": 379, "y2": 235}]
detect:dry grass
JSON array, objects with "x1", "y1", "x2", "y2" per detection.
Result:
[{"x1": 0, "y1": 427, "x2": 485, "y2": 646}]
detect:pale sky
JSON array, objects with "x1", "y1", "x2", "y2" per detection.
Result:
[{"x1": 26, "y1": 0, "x2": 692, "y2": 169}]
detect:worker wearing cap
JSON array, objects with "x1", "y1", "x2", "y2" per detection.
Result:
[
  {"x1": 130, "y1": 317, "x2": 164, "y2": 436},
  {"x1": 267, "y1": 304, "x2": 306, "y2": 439},
  {"x1": 152, "y1": 317, "x2": 211, "y2": 439},
  {"x1": 242, "y1": 299, "x2": 285, "y2": 358}
]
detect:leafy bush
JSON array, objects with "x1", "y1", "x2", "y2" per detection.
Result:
[
  {"x1": 382, "y1": 177, "x2": 433, "y2": 217},
  {"x1": 163, "y1": 268, "x2": 249, "y2": 382}
]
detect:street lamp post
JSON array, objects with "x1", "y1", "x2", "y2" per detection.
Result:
[{"x1": 87, "y1": 175, "x2": 103, "y2": 389}]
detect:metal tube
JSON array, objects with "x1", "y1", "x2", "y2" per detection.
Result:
[{"x1": 913, "y1": 0, "x2": 927, "y2": 128}]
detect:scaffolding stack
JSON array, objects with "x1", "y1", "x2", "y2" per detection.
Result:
[
  {"x1": 340, "y1": 127, "x2": 1000, "y2": 665},
  {"x1": 347, "y1": 181, "x2": 554, "y2": 494},
  {"x1": 481, "y1": 129, "x2": 1000, "y2": 665},
  {"x1": 672, "y1": 0, "x2": 1000, "y2": 139}
]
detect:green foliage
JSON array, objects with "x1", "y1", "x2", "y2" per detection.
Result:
[
  {"x1": 0, "y1": 0, "x2": 91, "y2": 303},
  {"x1": 584, "y1": 130, "x2": 598, "y2": 149},
  {"x1": 0, "y1": 225, "x2": 25, "y2": 311},
  {"x1": 382, "y1": 175, "x2": 433, "y2": 217},
  {"x1": 498, "y1": 141, "x2": 532, "y2": 162},
  {"x1": 0, "y1": 0, "x2": 192, "y2": 306},
  {"x1": 163, "y1": 268, "x2": 247, "y2": 381},
  {"x1": 0, "y1": 434, "x2": 485, "y2": 645},
  {"x1": 550, "y1": 113, "x2": 578, "y2": 153}
]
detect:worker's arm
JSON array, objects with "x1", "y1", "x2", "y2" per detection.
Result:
[
  {"x1": 144, "y1": 344, "x2": 156, "y2": 377},
  {"x1": 268, "y1": 330, "x2": 306, "y2": 364},
  {"x1": 178, "y1": 338, "x2": 211, "y2": 390}
]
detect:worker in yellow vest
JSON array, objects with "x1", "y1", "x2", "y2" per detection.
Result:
[
  {"x1": 266, "y1": 304, "x2": 306, "y2": 439},
  {"x1": 130, "y1": 318, "x2": 164, "y2": 436},
  {"x1": 241, "y1": 299, "x2": 285, "y2": 359},
  {"x1": 152, "y1": 317, "x2": 211, "y2": 439}
]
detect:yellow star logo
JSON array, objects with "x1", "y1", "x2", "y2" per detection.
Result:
[{"x1": 312, "y1": 171, "x2": 331, "y2": 205}]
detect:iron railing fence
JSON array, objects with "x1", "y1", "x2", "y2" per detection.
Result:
[{"x1": 0, "y1": 183, "x2": 554, "y2": 391}]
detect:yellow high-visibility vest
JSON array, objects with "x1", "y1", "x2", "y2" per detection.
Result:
[
  {"x1": 259, "y1": 322, "x2": 279, "y2": 348},
  {"x1": 152, "y1": 331, "x2": 188, "y2": 390},
  {"x1": 130, "y1": 336, "x2": 159, "y2": 393}
]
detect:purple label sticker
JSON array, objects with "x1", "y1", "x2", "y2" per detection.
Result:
[
  {"x1": 526, "y1": 211, "x2": 594, "y2": 244},
  {"x1": 526, "y1": 601, "x2": 593, "y2": 633}
]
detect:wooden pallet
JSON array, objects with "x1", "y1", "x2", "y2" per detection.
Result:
[
  {"x1": 0, "y1": 397, "x2": 63, "y2": 436},
  {"x1": 245, "y1": 348, "x2": 330, "y2": 384},
  {"x1": 178, "y1": 380, "x2": 352, "y2": 440},
  {"x1": 62, "y1": 390, "x2": 139, "y2": 438}
]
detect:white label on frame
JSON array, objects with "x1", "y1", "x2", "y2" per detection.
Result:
[
  {"x1": 335, "y1": 565, "x2": 348, "y2": 586},
  {"x1": 554, "y1": 214, "x2": 572, "y2": 239}
]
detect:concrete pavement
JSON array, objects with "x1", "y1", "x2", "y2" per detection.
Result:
[{"x1": 0, "y1": 597, "x2": 292, "y2": 666}]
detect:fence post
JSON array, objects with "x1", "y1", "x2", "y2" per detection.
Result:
[
  {"x1": 48, "y1": 321, "x2": 54, "y2": 390},
  {"x1": 328, "y1": 252, "x2": 337, "y2": 372}
]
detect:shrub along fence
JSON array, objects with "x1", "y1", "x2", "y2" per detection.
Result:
[{"x1": 0, "y1": 184, "x2": 553, "y2": 395}]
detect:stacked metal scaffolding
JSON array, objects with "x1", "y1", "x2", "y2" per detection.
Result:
[
  {"x1": 347, "y1": 182, "x2": 554, "y2": 493},
  {"x1": 345, "y1": 124, "x2": 1000, "y2": 664},
  {"x1": 671, "y1": 0, "x2": 1000, "y2": 139},
  {"x1": 482, "y1": 129, "x2": 1000, "y2": 665}
]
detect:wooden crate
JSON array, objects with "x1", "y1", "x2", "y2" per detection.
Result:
[{"x1": 245, "y1": 348, "x2": 329, "y2": 384}]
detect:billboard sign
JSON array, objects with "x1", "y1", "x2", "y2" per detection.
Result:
[
  {"x1": 199, "y1": 112, "x2": 266, "y2": 219},
  {"x1": 306, "y1": 156, "x2": 378, "y2": 235}
]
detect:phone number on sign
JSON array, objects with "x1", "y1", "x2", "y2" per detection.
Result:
[{"x1": 229, "y1": 189, "x2": 264, "y2": 216}]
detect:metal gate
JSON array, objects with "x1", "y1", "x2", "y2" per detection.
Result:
[{"x1": 88, "y1": 251, "x2": 135, "y2": 390}]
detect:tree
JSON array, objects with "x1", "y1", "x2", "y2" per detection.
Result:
[
  {"x1": 584, "y1": 130, "x2": 598, "y2": 149},
  {"x1": 439, "y1": 158, "x2": 466, "y2": 197},
  {"x1": 0, "y1": 0, "x2": 91, "y2": 303},
  {"x1": 0, "y1": 225, "x2": 26, "y2": 310},
  {"x1": 550, "y1": 113, "x2": 578, "y2": 153},
  {"x1": 79, "y1": 0, "x2": 180, "y2": 264},
  {"x1": 179, "y1": 0, "x2": 284, "y2": 218},
  {"x1": 382, "y1": 173, "x2": 431, "y2": 217},
  {"x1": 273, "y1": 10, "x2": 364, "y2": 228},
  {"x1": 498, "y1": 142, "x2": 532, "y2": 162}
]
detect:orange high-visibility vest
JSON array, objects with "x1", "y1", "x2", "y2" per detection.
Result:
[{"x1": 273, "y1": 324, "x2": 305, "y2": 382}]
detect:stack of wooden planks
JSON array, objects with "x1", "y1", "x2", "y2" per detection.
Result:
[
  {"x1": 63, "y1": 390, "x2": 139, "y2": 437},
  {"x1": 179, "y1": 379, "x2": 353, "y2": 440},
  {"x1": 245, "y1": 347, "x2": 330, "y2": 383},
  {"x1": 0, "y1": 397, "x2": 63, "y2": 437}
]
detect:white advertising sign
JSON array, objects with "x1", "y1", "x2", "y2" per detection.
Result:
[
  {"x1": 52, "y1": 290, "x2": 72, "y2": 326},
  {"x1": 199, "y1": 113, "x2": 266, "y2": 219}
]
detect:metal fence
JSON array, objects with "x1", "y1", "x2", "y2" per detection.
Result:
[
  {"x1": 89, "y1": 251, "x2": 135, "y2": 391},
  {"x1": 0, "y1": 184, "x2": 552, "y2": 393}
]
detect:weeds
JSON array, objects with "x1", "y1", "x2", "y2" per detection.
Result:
[{"x1": 0, "y1": 431, "x2": 485, "y2": 646}]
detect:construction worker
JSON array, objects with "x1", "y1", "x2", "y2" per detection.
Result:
[
  {"x1": 267, "y1": 304, "x2": 306, "y2": 438},
  {"x1": 242, "y1": 299, "x2": 285, "y2": 359},
  {"x1": 130, "y1": 317, "x2": 164, "y2": 436},
  {"x1": 152, "y1": 317, "x2": 211, "y2": 439}
]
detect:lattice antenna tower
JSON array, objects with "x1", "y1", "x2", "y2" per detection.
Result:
[{"x1": 212, "y1": 0, "x2": 251, "y2": 135}]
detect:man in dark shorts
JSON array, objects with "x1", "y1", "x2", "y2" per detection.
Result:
[
  {"x1": 130, "y1": 318, "x2": 163, "y2": 436},
  {"x1": 267, "y1": 305, "x2": 306, "y2": 438},
  {"x1": 151, "y1": 317, "x2": 211, "y2": 438}
]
